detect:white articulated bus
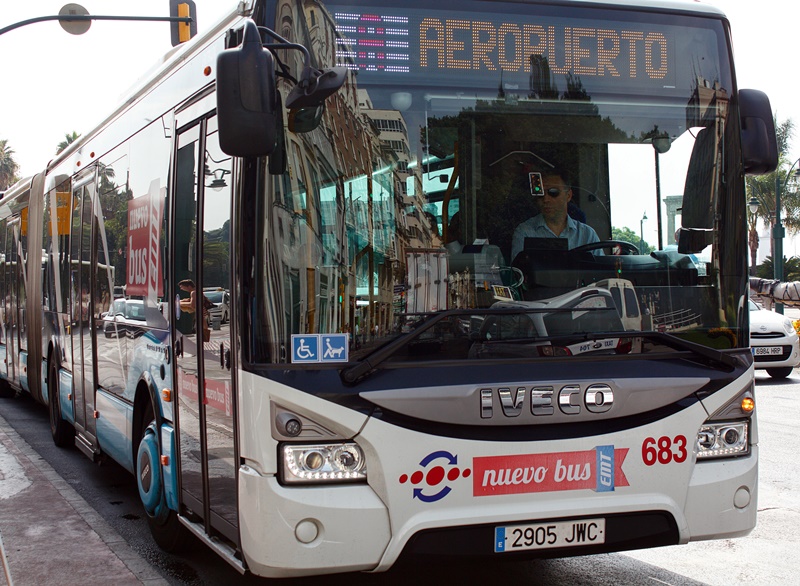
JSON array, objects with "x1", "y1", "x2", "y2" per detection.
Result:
[{"x1": 0, "y1": 0, "x2": 778, "y2": 578}]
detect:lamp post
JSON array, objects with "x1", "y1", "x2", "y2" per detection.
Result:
[
  {"x1": 774, "y1": 159, "x2": 800, "y2": 314},
  {"x1": 748, "y1": 195, "x2": 760, "y2": 277},
  {"x1": 639, "y1": 212, "x2": 648, "y2": 254}
]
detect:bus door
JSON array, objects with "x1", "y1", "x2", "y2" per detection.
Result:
[
  {"x1": 172, "y1": 106, "x2": 238, "y2": 546},
  {"x1": 69, "y1": 169, "x2": 98, "y2": 449},
  {"x1": 4, "y1": 217, "x2": 21, "y2": 383}
]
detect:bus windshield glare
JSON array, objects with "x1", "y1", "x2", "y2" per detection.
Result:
[{"x1": 253, "y1": 0, "x2": 738, "y2": 366}]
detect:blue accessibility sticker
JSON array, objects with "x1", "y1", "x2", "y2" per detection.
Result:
[
  {"x1": 320, "y1": 334, "x2": 349, "y2": 363},
  {"x1": 291, "y1": 335, "x2": 320, "y2": 363},
  {"x1": 291, "y1": 334, "x2": 349, "y2": 363}
]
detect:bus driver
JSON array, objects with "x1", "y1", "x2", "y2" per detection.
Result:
[{"x1": 510, "y1": 168, "x2": 600, "y2": 261}]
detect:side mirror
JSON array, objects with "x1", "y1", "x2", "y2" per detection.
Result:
[
  {"x1": 286, "y1": 66, "x2": 348, "y2": 110},
  {"x1": 676, "y1": 227, "x2": 713, "y2": 254},
  {"x1": 286, "y1": 66, "x2": 347, "y2": 133},
  {"x1": 216, "y1": 20, "x2": 277, "y2": 157},
  {"x1": 288, "y1": 104, "x2": 325, "y2": 134},
  {"x1": 739, "y1": 89, "x2": 778, "y2": 175}
]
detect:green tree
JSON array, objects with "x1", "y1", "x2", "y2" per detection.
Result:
[
  {"x1": 56, "y1": 131, "x2": 81, "y2": 155},
  {"x1": 612, "y1": 226, "x2": 653, "y2": 254},
  {"x1": 756, "y1": 255, "x2": 800, "y2": 281},
  {"x1": 746, "y1": 117, "x2": 795, "y2": 274},
  {"x1": 0, "y1": 138, "x2": 20, "y2": 191}
]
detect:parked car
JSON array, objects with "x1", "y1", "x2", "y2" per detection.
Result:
[
  {"x1": 749, "y1": 299, "x2": 800, "y2": 379},
  {"x1": 103, "y1": 299, "x2": 146, "y2": 338},
  {"x1": 204, "y1": 289, "x2": 230, "y2": 324},
  {"x1": 469, "y1": 286, "x2": 630, "y2": 359}
]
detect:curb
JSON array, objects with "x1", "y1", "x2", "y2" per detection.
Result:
[{"x1": 0, "y1": 412, "x2": 168, "y2": 586}]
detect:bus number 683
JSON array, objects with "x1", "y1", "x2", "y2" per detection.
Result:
[{"x1": 641, "y1": 435, "x2": 688, "y2": 466}]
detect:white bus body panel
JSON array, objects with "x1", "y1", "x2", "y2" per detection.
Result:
[{"x1": 236, "y1": 370, "x2": 756, "y2": 577}]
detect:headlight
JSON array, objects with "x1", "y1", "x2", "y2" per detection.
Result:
[
  {"x1": 281, "y1": 442, "x2": 367, "y2": 484},
  {"x1": 696, "y1": 421, "x2": 749, "y2": 459},
  {"x1": 783, "y1": 318, "x2": 795, "y2": 335}
]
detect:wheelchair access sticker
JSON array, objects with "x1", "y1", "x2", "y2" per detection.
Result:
[{"x1": 291, "y1": 334, "x2": 349, "y2": 363}]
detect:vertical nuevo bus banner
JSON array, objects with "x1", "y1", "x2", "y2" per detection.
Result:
[{"x1": 126, "y1": 180, "x2": 164, "y2": 303}]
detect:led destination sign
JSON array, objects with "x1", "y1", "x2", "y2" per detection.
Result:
[
  {"x1": 417, "y1": 20, "x2": 669, "y2": 80},
  {"x1": 332, "y1": 6, "x2": 722, "y2": 94}
]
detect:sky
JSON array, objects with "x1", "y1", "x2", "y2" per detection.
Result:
[
  {"x1": 0, "y1": 1, "x2": 797, "y2": 251},
  {"x1": 0, "y1": 1, "x2": 233, "y2": 177}
]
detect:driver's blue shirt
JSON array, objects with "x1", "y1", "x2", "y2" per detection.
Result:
[{"x1": 511, "y1": 214, "x2": 600, "y2": 260}]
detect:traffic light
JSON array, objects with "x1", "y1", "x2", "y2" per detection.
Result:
[
  {"x1": 170, "y1": 0, "x2": 197, "y2": 46},
  {"x1": 529, "y1": 172, "x2": 543, "y2": 196}
]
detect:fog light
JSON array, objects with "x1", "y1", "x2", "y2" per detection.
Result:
[
  {"x1": 284, "y1": 418, "x2": 302, "y2": 437},
  {"x1": 295, "y1": 519, "x2": 320, "y2": 544},
  {"x1": 734, "y1": 486, "x2": 751, "y2": 509}
]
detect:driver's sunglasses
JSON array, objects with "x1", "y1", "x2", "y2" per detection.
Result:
[{"x1": 545, "y1": 187, "x2": 569, "y2": 197}]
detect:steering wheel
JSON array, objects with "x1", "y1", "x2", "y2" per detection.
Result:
[{"x1": 570, "y1": 240, "x2": 640, "y2": 255}]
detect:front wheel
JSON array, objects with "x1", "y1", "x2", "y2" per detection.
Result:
[
  {"x1": 137, "y1": 404, "x2": 190, "y2": 552},
  {"x1": 767, "y1": 366, "x2": 794, "y2": 379},
  {"x1": 48, "y1": 362, "x2": 74, "y2": 447},
  {"x1": 0, "y1": 379, "x2": 16, "y2": 399}
]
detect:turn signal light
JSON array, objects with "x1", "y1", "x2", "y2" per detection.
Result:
[{"x1": 741, "y1": 397, "x2": 755, "y2": 412}]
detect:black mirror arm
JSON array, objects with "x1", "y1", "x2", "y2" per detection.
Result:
[
  {"x1": 258, "y1": 25, "x2": 314, "y2": 83},
  {"x1": 257, "y1": 26, "x2": 337, "y2": 106}
]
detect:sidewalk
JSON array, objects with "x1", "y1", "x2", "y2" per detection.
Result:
[{"x1": 0, "y1": 413, "x2": 167, "y2": 586}]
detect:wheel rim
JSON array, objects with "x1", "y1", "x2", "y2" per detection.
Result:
[{"x1": 137, "y1": 422, "x2": 165, "y2": 516}]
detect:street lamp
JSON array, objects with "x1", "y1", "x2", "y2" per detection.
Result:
[
  {"x1": 748, "y1": 195, "x2": 760, "y2": 277},
  {"x1": 748, "y1": 196, "x2": 759, "y2": 215},
  {"x1": 639, "y1": 212, "x2": 648, "y2": 254}
]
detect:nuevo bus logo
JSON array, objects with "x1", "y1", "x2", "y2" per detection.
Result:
[
  {"x1": 399, "y1": 450, "x2": 471, "y2": 503},
  {"x1": 473, "y1": 446, "x2": 629, "y2": 497}
]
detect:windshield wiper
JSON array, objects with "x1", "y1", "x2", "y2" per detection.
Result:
[
  {"x1": 636, "y1": 330, "x2": 739, "y2": 368},
  {"x1": 341, "y1": 309, "x2": 469, "y2": 384},
  {"x1": 341, "y1": 309, "x2": 739, "y2": 384},
  {"x1": 341, "y1": 307, "x2": 536, "y2": 384}
]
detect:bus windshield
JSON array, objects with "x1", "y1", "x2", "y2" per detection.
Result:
[{"x1": 253, "y1": 0, "x2": 740, "y2": 366}]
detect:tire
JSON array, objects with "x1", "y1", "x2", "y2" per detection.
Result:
[
  {"x1": 0, "y1": 379, "x2": 16, "y2": 399},
  {"x1": 137, "y1": 403, "x2": 190, "y2": 552},
  {"x1": 48, "y1": 361, "x2": 74, "y2": 447},
  {"x1": 767, "y1": 366, "x2": 793, "y2": 379}
]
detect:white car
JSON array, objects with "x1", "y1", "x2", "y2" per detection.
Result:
[
  {"x1": 204, "y1": 289, "x2": 230, "y2": 324},
  {"x1": 103, "y1": 299, "x2": 146, "y2": 338},
  {"x1": 749, "y1": 299, "x2": 800, "y2": 379}
]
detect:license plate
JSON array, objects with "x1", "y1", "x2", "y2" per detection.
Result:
[
  {"x1": 754, "y1": 346, "x2": 782, "y2": 356},
  {"x1": 494, "y1": 518, "x2": 606, "y2": 552}
]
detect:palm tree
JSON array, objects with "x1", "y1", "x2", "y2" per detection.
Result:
[
  {"x1": 756, "y1": 255, "x2": 800, "y2": 282},
  {"x1": 746, "y1": 117, "x2": 796, "y2": 274},
  {"x1": 0, "y1": 139, "x2": 20, "y2": 191},
  {"x1": 56, "y1": 131, "x2": 81, "y2": 155}
]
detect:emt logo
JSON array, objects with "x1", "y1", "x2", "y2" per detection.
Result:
[{"x1": 399, "y1": 450, "x2": 472, "y2": 503}]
